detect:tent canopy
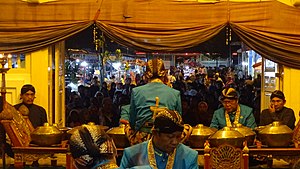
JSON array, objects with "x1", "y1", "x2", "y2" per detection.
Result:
[{"x1": 1, "y1": 0, "x2": 300, "y2": 68}]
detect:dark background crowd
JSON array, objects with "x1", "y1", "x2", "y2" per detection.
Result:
[{"x1": 65, "y1": 66, "x2": 262, "y2": 129}]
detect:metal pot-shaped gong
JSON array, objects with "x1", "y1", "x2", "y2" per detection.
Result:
[
  {"x1": 189, "y1": 124, "x2": 216, "y2": 148},
  {"x1": 30, "y1": 123, "x2": 63, "y2": 146},
  {"x1": 231, "y1": 123, "x2": 256, "y2": 146},
  {"x1": 208, "y1": 126, "x2": 245, "y2": 147},
  {"x1": 106, "y1": 124, "x2": 130, "y2": 148},
  {"x1": 258, "y1": 121, "x2": 293, "y2": 147}
]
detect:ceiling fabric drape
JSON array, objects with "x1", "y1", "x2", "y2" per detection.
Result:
[
  {"x1": 1, "y1": 0, "x2": 300, "y2": 68},
  {"x1": 0, "y1": 22, "x2": 93, "y2": 53},
  {"x1": 96, "y1": 0, "x2": 228, "y2": 52},
  {"x1": 0, "y1": 0, "x2": 99, "y2": 53},
  {"x1": 229, "y1": 1, "x2": 300, "y2": 68}
]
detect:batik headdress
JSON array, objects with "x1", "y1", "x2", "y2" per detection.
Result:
[
  {"x1": 144, "y1": 58, "x2": 168, "y2": 79},
  {"x1": 270, "y1": 90, "x2": 285, "y2": 100},
  {"x1": 21, "y1": 84, "x2": 35, "y2": 94},
  {"x1": 69, "y1": 124, "x2": 117, "y2": 168},
  {"x1": 153, "y1": 109, "x2": 184, "y2": 133},
  {"x1": 219, "y1": 87, "x2": 239, "y2": 101}
]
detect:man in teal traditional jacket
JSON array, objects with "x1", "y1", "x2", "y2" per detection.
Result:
[
  {"x1": 120, "y1": 109, "x2": 198, "y2": 169},
  {"x1": 210, "y1": 88, "x2": 257, "y2": 130},
  {"x1": 124, "y1": 58, "x2": 183, "y2": 145}
]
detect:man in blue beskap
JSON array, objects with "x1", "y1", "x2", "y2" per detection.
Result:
[
  {"x1": 120, "y1": 109, "x2": 198, "y2": 169},
  {"x1": 210, "y1": 87, "x2": 257, "y2": 130},
  {"x1": 124, "y1": 58, "x2": 183, "y2": 145}
]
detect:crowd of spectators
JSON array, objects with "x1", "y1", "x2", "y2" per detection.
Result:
[{"x1": 65, "y1": 65, "x2": 262, "y2": 129}]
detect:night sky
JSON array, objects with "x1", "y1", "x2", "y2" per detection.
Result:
[
  {"x1": 65, "y1": 26, "x2": 95, "y2": 50},
  {"x1": 65, "y1": 26, "x2": 241, "y2": 57},
  {"x1": 65, "y1": 25, "x2": 133, "y2": 54}
]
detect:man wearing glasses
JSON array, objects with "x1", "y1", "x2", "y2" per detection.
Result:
[
  {"x1": 260, "y1": 90, "x2": 295, "y2": 129},
  {"x1": 210, "y1": 88, "x2": 256, "y2": 130}
]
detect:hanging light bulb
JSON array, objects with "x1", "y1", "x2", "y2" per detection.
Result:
[
  {"x1": 93, "y1": 24, "x2": 99, "y2": 51},
  {"x1": 226, "y1": 27, "x2": 229, "y2": 45}
]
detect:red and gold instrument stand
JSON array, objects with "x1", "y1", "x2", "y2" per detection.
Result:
[
  {"x1": 12, "y1": 146, "x2": 74, "y2": 169},
  {"x1": 11, "y1": 140, "x2": 75, "y2": 169}
]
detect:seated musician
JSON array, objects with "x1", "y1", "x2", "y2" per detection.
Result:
[
  {"x1": 13, "y1": 84, "x2": 48, "y2": 166},
  {"x1": 14, "y1": 84, "x2": 48, "y2": 128},
  {"x1": 210, "y1": 88, "x2": 257, "y2": 130},
  {"x1": 119, "y1": 109, "x2": 198, "y2": 169},
  {"x1": 260, "y1": 90, "x2": 296, "y2": 129}
]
